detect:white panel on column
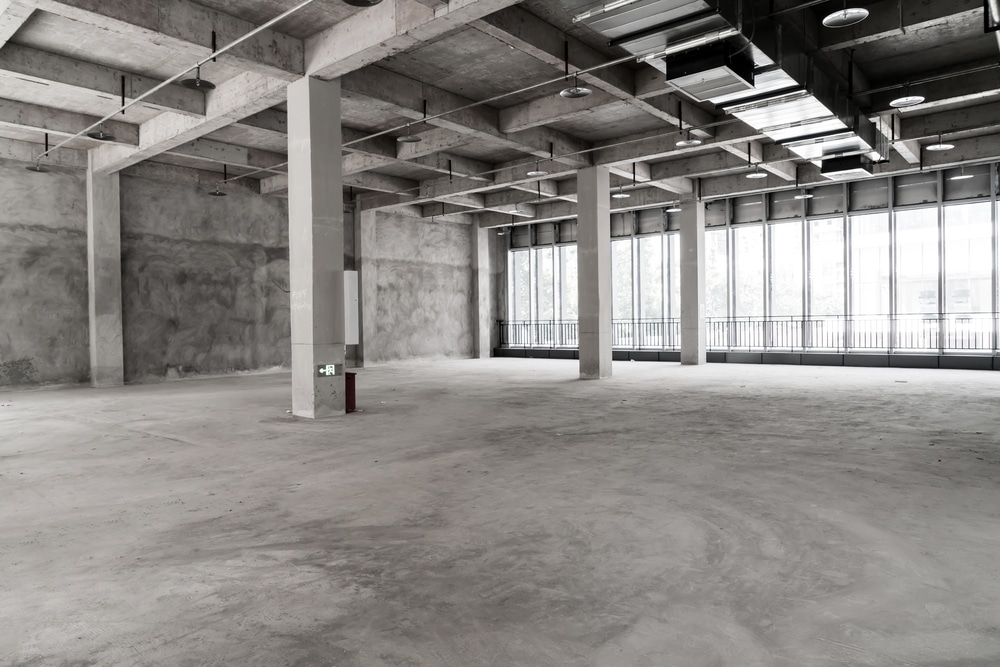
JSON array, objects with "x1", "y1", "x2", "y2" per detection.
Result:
[
  {"x1": 577, "y1": 166, "x2": 612, "y2": 379},
  {"x1": 288, "y1": 76, "x2": 346, "y2": 418},
  {"x1": 679, "y1": 201, "x2": 707, "y2": 365},
  {"x1": 87, "y1": 152, "x2": 124, "y2": 388}
]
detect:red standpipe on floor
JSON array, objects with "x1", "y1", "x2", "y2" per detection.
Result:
[{"x1": 345, "y1": 372, "x2": 357, "y2": 413}]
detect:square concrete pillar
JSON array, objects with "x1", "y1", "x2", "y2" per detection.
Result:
[
  {"x1": 679, "y1": 200, "x2": 706, "y2": 365},
  {"x1": 577, "y1": 166, "x2": 612, "y2": 379},
  {"x1": 355, "y1": 207, "x2": 378, "y2": 367},
  {"x1": 472, "y1": 225, "x2": 493, "y2": 359},
  {"x1": 288, "y1": 76, "x2": 346, "y2": 418},
  {"x1": 87, "y1": 153, "x2": 124, "y2": 387}
]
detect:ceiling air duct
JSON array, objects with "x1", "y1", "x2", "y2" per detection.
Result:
[
  {"x1": 821, "y1": 155, "x2": 873, "y2": 180},
  {"x1": 664, "y1": 41, "x2": 754, "y2": 102}
]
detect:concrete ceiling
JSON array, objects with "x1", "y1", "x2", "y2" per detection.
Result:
[{"x1": 0, "y1": 0, "x2": 998, "y2": 225}]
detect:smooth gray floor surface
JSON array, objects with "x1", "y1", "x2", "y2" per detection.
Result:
[{"x1": 3, "y1": 359, "x2": 999, "y2": 666}]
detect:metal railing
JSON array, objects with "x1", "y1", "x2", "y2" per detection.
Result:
[{"x1": 499, "y1": 313, "x2": 1000, "y2": 354}]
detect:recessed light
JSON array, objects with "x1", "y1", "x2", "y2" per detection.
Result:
[
  {"x1": 890, "y1": 95, "x2": 925, "y2": 108},
  {"x1": 822, "y1": 7, "x2": 869, "y2": 28}
]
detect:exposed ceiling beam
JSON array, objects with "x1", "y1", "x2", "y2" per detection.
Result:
[
  {"x1": 31, "y1": 0, "x2": 303, "y2": 80},
  {"x1": 0, "y1": 44, "x2": 205, "y2": 116},
  {"x1": 261, "y1": 170, "x2": 418, "y2": 196},
  {"x1": 868, "y1": 60, "x2": 1000, "y2": 113},
  {"x1": 0, "y1": 0, "x2": 32, "y2": 48},
  {"x1": 820, "y1": 0, "x2": 982, "y2": 51},
  {"x1": 899, "y1": 100, "x2": 1000, "y2": 141},
  {"x1": 0, "y1": 97, "x2": 139, "y2": 145},
  {"x1": 477, "y1": 185, "x2": 682, "y2": 228},
  {"x1": 0, "y1": 134, "x2": 84, "y2": 167}
]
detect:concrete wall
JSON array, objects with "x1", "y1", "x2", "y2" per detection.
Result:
[
  {"x1": 0, "y1": 159, "x2": 89, "y2": 386},
  {"x1": 365, "y1": 209, "x2": 474, "y2": 363},
  {"x1": 120, "y1": 174, "x2": 293, "y2": 381}
]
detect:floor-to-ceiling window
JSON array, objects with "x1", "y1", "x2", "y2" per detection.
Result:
[{"x1": 502, "y1": 164, "x2": 1000, "y2": 357}]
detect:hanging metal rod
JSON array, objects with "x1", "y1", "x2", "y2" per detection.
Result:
[{"x1": 34, "y1": 0, "x2": 323, "y2": 163}]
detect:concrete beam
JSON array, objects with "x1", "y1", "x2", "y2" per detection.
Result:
[
  {"x1": 305, "y1": 0, "x2": 521, "y2": 79},
  {"x1": 869, "y1": 60, "x2": 1000, "y2": 113},
  {"x1": 0, "y1": 134, "x2": 85, "y2": 168},
  {"x1": 821, "y1": 0, "x2": 981, "y2": 51},
  {"x1": 899, "y1": 101, "x2": 1000, "y2": 141},
  {"x1": 262, "y1": 170, "x2": 418, "y2": 196},
  {"x1": 0, "y1": 0, "x2": 32, "y2": 48},
  {"x1": 32, "y1": 0, "x2": 303, "y2": 80},
  {"x1": 0, "y1": 44, "x2": 204, "y2": 116},
  {"x1": 91, "y1": 71, "x2": 289, "y2": 173},
  {"x1": 0, "y1": 97, "x2": 139, "y2": 145},
  {"x1": 499, "y1": 90, "x2": 623, "y2": 133},
  {"x1": 477, "y1": 185, "x2": 683, "y2": 227},
  {"x1": 473, "y1": 6, "x2": 713, "y2": 138}
]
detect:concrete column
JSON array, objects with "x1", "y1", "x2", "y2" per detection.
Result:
[
  {"x1": 577, "y1": 166, "x2": 612, "y2": 379},
  {"x1": 288, "y1": 76, "x2": 345, "y2": 418},
  {"x1": 679, "y1": 200, "x2": 707, "y2": 365},
  {"x1": 86, "y1": 152, "x2": 124, "y2": 387},
  {"x1": 356, "y1": 206, "x2": 378, "y2": 367},
  {"x1": 472, "y1": 225, "x2": 493, "y2": 358}
]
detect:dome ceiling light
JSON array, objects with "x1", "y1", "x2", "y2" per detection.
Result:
[
  {"x1": 526, "y1": 161, "x2": 548, "y2": 177},
  {"x1": 794, "y1": 190, "x2": 814, "y2": 200},
  {"x1": 87, "y1": 123, "x2": 115, "y2": 141},
  {"x1": 397, "y1": 123, "x2": 422, "y2": 143},
  {"x1": 822, "y1": 2, "x2": 870, "y2": 28},
  {"x1": 925, "y1": 133, "x2": 954, "y2": 152},
  {"x1": 950, "y1": 165, "x2": 975, "y2": 180},
  {"x1": 181, "y1": 66, "x2": 216, "y2": 91},
  {"x1": 560, "y1": 73, "x2": 592, "y2": 98},
  {"x1": 342, "y1": 0, "x2": 384, "y2": 6}
]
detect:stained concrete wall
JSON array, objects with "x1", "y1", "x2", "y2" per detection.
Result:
[
  {"x1": 0, "y1": 159, "x2": 89, "y2": 386},
  {"x1": 365, "y1": 209, "x2": 474, "y2": 363},
  {"x1": 120, "y1": 174, "x2": 294, "y2": 382}
]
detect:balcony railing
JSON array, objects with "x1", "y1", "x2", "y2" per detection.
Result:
[{"x1": 499, "y1": 314, "x2": 1000, "y2": 354}]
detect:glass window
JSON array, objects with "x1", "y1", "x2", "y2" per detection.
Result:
[
  {"x1": 612, "y1": 239, "x2": 633, "y2": 320},
  {"x1": 943, "y1": 165, "x2": 991, "y2": 202},
  {"x1": 895, "y1": 208, "x2": 939, "y2": 316},
  {"x1": 706, "y1": 228, "x2": 729, "y2": 318},
  {"x1": 944, "y1": 202, "x2": 992, "y2": 314},
  {"x1": 807, "y1": 184, "x2": 845, "y2": 217},
  {"x1": 510, "y1": 250, "x2": 531, "y2": 320},
  {"x1": 637, "y1": 235, "x2": 663, "y2": 319},
  {"x1": 559, "y1": 245, "x2": 578, "y2": 320},
  {"x1": 850, "y1": 178, "x2": 889, "y2": 211},
  {"x1": 809, "y1": 217, "x2": 846, "y2": 316},
  {"x1": 769, "y1": 190, "x2": 802, "y2": 220},
  {"x1": 667, "y1": 234, "x2": 680, "y2": 320},
  {"x1": 895, "y1": 172, "x2": 937, "y2": 207},
  {"x1": 850, "y1": 213, "x2": 891, "y2": 316},
  {"x1": 733, "y1": 195, "x2": 764, "y2": 224},
  {"x1": 534, "y1": 246, "x2": 554, "y2": 321},
  {"x1": 733, "y1": 225, "x2": 764, "y2": 316},
  {"x1": 770, "y1": 220, "x2": 803, "y2": 316}
]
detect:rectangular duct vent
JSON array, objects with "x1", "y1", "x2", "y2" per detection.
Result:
[
  {"x1": 664, "y1": 41, "x2": 754, "y2": 102},
  {"x1": 821, "y1": 155, "x2": 873, "y2": 181}
]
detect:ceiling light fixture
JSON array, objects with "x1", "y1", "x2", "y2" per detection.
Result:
[
  {"x1": 794, "y1": 190, "x2": 814, "y2": 200},
  {"x1": 343, "y1": 0, "x2": 384, "y2": 5},
  {"x1": 612, "y1": 185, "x2": 631, "y2": 199},
  {"x1": 526, "y1": 161, "x2": 548, "y2": 177},
  {"x1": 209, "y1": 165, "x2": 229, "y2": 196},
  {"x1": 890, "y1": 94, "x2": 925, "y2": 108},
  {"x1": 665, "y1": 203, "x2": 682, "y2": 213},
  {"x1": 746, "y1": 165, "x2": 768, "y2": 179},
  {"x1": 676, "y1": 130, "x2": 702, "y2": 147},
  {"x1": 822, "y1": 1, "x2": 869, "y2": 28},
  {"x1": 180, "y1": 66, "x2": 216, "y2": 91},
  {"x1": 560, "y1": 73, "x2": 592, "y2": 98},
  {"x1": 925, "y1": 133, "x2": 954, "y2": 152},
  {"x1": 397, "y1": 123, "x2": 422, "y2": 143},
  {"x1": 87, "y1": 123, "x2": 115, "y2": 141},
  {"x1": 26, "y1": 133, "x2": 50, "y2": 172},
  {"x1": 572, "y1": 0, "x2": 642, "y2": 23},
  {"x1": 950, "y1": 165, "x2": 975, "y2": 180}
]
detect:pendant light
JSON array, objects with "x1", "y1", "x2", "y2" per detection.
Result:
[
  {"x1": 526, "y1": 161, "x2": 548, "y2": 177},
  {"x1": 181, "y1": 66, "x2": 216, "y2": 91},
  {"x1": 890, "y1": 84, "x2": 924, "y2": 108},
  {"x1": 209, "y1": 165, "x2": 228, "y2": 196},
  {"x1": 560, "y1": 73, "x2": 592, "y2": 98},
  {"x1": 26, "y1": 133, "x2": 50, "y2": 173},
  {"x1": 397, "y1": 123, "x2": 421, "y2": 143},
  {"x1": 87, "y1": 123, "x2": 115, "y2": 141},
  {"x1": 665, "y1": 203, "x2": 682, "y2": 213},
  {"x1": 822, "y1": 1, "x2": 869, "y2": 28},
  {"x1": 744, "y1": 144, "x2": 767, "y2": 179},
  {"x1": 612, "y1": 185, "x2": 631, "y2": 199},
  {"x1": 675, "y1": 105, "x2": 702, "y2": 147},
  {"x1": 925, "y1": 133, "x2": 954, "y2": 152},
  {"x1": 794, "y1": 189, "x2": 814, "y2": 200},
  {"x1": 343, "y1": 0, "x2": 384, "y2": 6},
  {"x1": 950, "y1": 165, "x2": 975, "y2": 181},
  {"x1": 559, "y1": 41, "x2": 591, "y2": 98}
]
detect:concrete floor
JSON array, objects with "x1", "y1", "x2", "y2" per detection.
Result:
[{"x1": 2, "y1": 359, "x2": 1000, "y2": 667}]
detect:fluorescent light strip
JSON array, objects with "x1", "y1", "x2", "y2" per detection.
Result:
[{"x1": 573, "y1": 0, "x2": 643, "y2": 23}]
